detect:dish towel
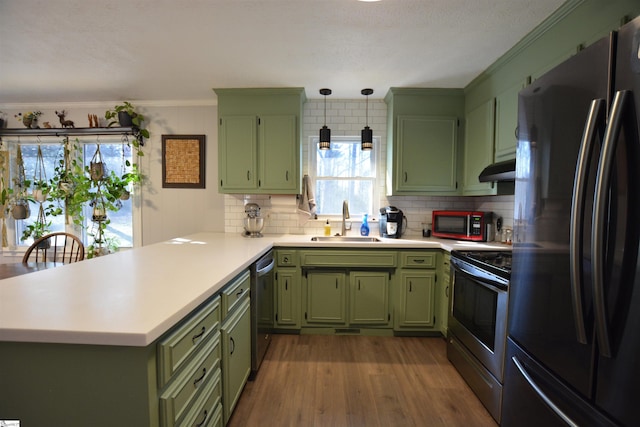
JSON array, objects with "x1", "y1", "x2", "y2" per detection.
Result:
[{"x1": 297, "y1": 174, "x2": 317, "y2": 219}]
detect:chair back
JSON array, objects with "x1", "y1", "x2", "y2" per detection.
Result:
[{"x1": 22, "y1": 232, "x2": 85, "y2": 264}]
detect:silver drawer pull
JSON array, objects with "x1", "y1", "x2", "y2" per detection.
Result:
[
  {"x1": 193, "y1": 367, "x2": 207, "y2": 388},
  {"x1": 191, "y1": 326, "x2": 206, "y2": 344}
]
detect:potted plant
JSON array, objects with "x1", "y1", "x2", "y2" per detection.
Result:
[
  {"x1": 21, "y1": 203, "x2": 51, "y2": 244},
  {"x1": 14, "y1": 111, "x2": 42, "y2": 129},
  {"x1": 104, "y1": 102, "x2": 149, "y2": 156}
]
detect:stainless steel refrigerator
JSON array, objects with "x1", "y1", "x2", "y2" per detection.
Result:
[{"x1": 502, "y1": 16, "x2": 640, "y2": 427}]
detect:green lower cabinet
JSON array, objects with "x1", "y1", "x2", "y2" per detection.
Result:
[
  {"x1": 395, "y1": 270, "x2": 436, "y2": 330},
  {"x1": 349, "y1": 271, "x2": 391, "y2": 326},
  {"x1": 438, "y1": 252, "x2": 452, "y2": 336},
  {"x1": 221, "y1": 297, "x2": 251, "y2": 425},
  {"x1": 274, "y1": 268, "x2": 301, "y2": 328},
  {"x1": 304, "y1": 270, "x2": 347, "y2": 325}
]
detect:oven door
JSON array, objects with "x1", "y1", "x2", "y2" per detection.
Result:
[{"x1": 449, "y1": 258, "x2": 508, "y2": 382}]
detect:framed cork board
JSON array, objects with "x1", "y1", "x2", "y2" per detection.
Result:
[{"x1": 161, "y1": 135, "x2": 206, "y2": 188}]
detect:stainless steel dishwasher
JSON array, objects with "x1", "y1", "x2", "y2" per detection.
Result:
[{"x1": 250, "y1": 250, "x2": 275, "y2": 379}]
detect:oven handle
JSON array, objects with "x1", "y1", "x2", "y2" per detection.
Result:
[{"x1": 451, "y1": 261, "x2": 508, "y2": 293}]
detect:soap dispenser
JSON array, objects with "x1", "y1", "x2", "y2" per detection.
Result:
[
  {"x1": 360, "y1": 214, "x2": 370, "y2": 236},
  {"x1": 324, "y1": 220, "x2": 331, "y2": 236}
]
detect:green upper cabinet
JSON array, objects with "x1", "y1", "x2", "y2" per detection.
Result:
[
  {"x1": 259, "y1": 115, "x2": 298, "y2": 192},
  {"x1": 214, "y1": 88, "x2": 306, "y2": 194},
  {"x1": 494, "y1": 79, "x2": 527, "y2": 162},
  {"x1": 462, "y1": 98, "x2": 496, "y2": 196},
  {"x1": 395, "y1": 116, "x2": 458, "y2": 193},
  {"x1": 219, "y1": 115, "x2": 258, "y2": 191},
  {"x1": 385, "y1": 88, "x2": 464, "y2": 196}
]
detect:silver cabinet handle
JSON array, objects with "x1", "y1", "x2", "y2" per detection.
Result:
[
  {"x1": 511, "y1": 356, "x2": 579, "y2": 427},
  {"x1": 593, "y1": 90, "x2": 630, "y2": 357},
  {"x1": 570, "y1": 98, "x2": 605, "y2": 344}
]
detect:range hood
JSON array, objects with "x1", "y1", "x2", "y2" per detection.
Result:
[{"x1": 478, "y1": 159, "x2": 516, "y2": 182}]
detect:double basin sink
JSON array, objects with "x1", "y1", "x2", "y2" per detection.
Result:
[{"x1": 310, "y1": 236, "x2": 381, "y2": 242}]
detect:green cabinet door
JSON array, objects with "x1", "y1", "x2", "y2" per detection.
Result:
[
  {"x1": 304, "y1": 270, "x2": 347, "y2": 325},
  {"x1": 495, "y1": 80, "x2": 527, "y2": 162},
  {"x1": 349, "y1": 271, "x2": 390, "y2": 326},
  {"x1": 275, "y1": 268, "x2": 300, "y2": 328},
  {"x1": 221, "y1": 298, "x2": 251, "y2": 424},
  {"x1": 218, "y1": 115, "x2": 257, "y2": 191},
  {"x1": 438, "y1": 252, "x2": 451, "y2": 336},
  {"x1": 396, "y1": 270, "x2": 436, "y2": 329},
  {"x1": 395, "y1": 116, "x2": 458, "y2": 193},
  {"x1": 463, "y1": 99, "x2": 497, "y2": 196},
  {"x1": 259, "y1": 115, "x2": 298, "y2": 192}
]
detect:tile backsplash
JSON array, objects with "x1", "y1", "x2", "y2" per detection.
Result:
[
  {"x1": 225, "y1": 193, "x2": 514, "y2": 239},
  {"x1": 224, "y1": 97, "x2": 514, "y2": 239}
]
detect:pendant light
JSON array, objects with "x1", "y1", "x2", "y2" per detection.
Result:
[
  {"x1": 319, "y1": 88, "x2": 332, "y2": 150},
  {"x1": 361, "y1": 88, "x2": 373, "y2": 151}
]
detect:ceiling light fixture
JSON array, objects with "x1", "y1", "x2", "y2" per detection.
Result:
[
  {"x1": 319, "y1": 88, "x2": 332, "y2": 150},
  {"x1": 361, "y1": 88, "x2": 373, "y2": 151}
]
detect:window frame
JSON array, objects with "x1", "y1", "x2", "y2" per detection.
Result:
[
  {"x1": 1, "y1": 136, "x2": 141, "y2": 256},
  {"x1": 308, "y1": 135, "x2": 381, "y2": 219}
]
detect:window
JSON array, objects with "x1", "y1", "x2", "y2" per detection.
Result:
[
  {"x1": 309, "y1": 136, "x2": 380, "y2": 217},
  {"x1": 4, "y1": 137, "x2": 135, "y2": 248}
]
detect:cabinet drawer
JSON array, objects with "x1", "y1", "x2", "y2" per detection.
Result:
[
  {"x1": 277, "y1": 250, "x2": 297, "y2": 267},
  {"x1": 160, "y1": 332, "x2": 221, "y2": 426},
  {"x1": 222, "y1": 270, "x2": 250, "y2": 317},
  {"x1": 400, "y1": 251, "x2": 437, "y2": 269},
  {"x1": 300, "y1": 250, "x2": 397, "y2": 268},
  {"x1": 177, "y1": 368, "x2": 222, "y2": 427},
  {"x1": 158, "y1": 295, "x2": 221, "y2": 387}
]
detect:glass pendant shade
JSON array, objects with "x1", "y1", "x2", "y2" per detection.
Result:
[
  {"x1": 319, "y1": 88, "x2": 332, "y2": 150},
  {"x1": 361, "y1": 88, "x2": 374, "y2": 151}
]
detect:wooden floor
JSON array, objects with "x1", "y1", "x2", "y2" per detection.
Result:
[{"x1": 228, "y1": 334, "x2": 498, "y2": 427}]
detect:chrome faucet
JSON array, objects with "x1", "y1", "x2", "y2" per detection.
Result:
[{"x1": 341, "y1": 200, "x2": 350, "y2": 236}]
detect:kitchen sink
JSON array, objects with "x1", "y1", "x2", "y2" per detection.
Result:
[{"x1": 310, "y1": 236, "x2": 382, "y2": 242}]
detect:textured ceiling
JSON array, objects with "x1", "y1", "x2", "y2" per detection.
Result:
[{"x1": 0, "y1": 0, "x2": 565, "y2": 104}]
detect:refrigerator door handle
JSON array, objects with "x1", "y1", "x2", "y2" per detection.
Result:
[
  {"x1": 570, "y1": 98, "x2": 606, "y2": 344},
  {"x1": 512, "y1": 356, "x2": 580, "y2": 427},
  {"x1": 593, "y1": 90, "x2": 630, "y2": 358}
]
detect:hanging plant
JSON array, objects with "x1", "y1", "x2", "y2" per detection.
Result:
[
  {"x1": 89, "y1": 144, "x2": 105, "y2": 181},
  {"x1": 91, "y1": 189, "x2": 108, "y2": 222},
  {"x1": 8, "y1": 144, "x2": 32, "y2": 220},
  {"x1": 32, "y1": 145, "x2": 51, "y2": 203},
  {"x1": 21, "y1": 203, "x2": 51, "y2": 243}
]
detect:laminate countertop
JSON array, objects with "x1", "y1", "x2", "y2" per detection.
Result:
[{"x1": 0, "y1": 232, "x2": 510, "y2": 347}]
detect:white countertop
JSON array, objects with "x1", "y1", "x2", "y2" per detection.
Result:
[{"x1": 0, "y1": 232, "x2": 510, "y2": 347}]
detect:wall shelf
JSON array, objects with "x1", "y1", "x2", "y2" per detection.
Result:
[{"x1": 0, "y1": 127, "x2": 135, "y2": 138}]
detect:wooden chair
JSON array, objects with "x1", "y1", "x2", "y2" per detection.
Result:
[{"x1": 22, "y1": 232, "x2": 85, "y2": 264}]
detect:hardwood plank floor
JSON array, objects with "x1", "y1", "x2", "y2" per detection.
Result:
[{"x1": 228, "y1": 334, "x2": 498, "y2": 427}]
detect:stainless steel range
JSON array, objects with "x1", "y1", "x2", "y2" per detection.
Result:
[{"x1": 447, "y1": 250, "x2": 511, "y2": 423}]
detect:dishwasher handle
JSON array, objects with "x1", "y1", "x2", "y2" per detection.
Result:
[{"x1": 256, "y1": 257, "x2": 275, "y2": 276}]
